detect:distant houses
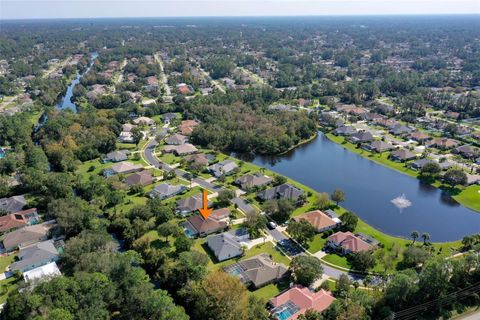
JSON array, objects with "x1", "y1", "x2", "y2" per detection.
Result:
[
  {"x1": 165, "y1": 133, "x2": 188, "y2": 145},
  {"x1": 103, "y1": 162, "x2": 143, "y2": 177},
  {"x1": 208, "y1": 160, "x2": 239, "y2": 178},
  {"x1": 163, "y1": 144, "x2": 199, "y2": 156}
]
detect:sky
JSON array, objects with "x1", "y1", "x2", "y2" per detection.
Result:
[{"x1": 1, "y1": 0, "x2": 479, "y2": 20}]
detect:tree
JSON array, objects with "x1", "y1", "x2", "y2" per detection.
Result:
[
  {"x1": 350, "y1": 251, "x2": 376, "y2": 272},
  {"x1": 420, "y1": 162, "x2": 440, "y2": 178},
  {"x1": 336, "y1": 274, "x2": 352, "y2": 298},
  {"x1": 290, "y1": 255, "x2": 323, "y2": 286},
  {"x1": 384, "y1": 270, "x2": 418, "y2": 311},
  {"x1": 186, "y1": 270, "x2": 249, "y2": 320},
  {"x1": 421, "y1": 232, "x2": 430, "y2": 245},
  {"x1": 242, "y1": 211, "x2": 267, "y2": 238},
  {"x1": 341, "y1": 211, "x2": 358, "y2": 232},
  {"x1": 402, "y1": 246, "x2": 430, "y2": 268},
  {"x1": 48, "y1": 197, "x2": 98, "y2": 237},
  {"x1": 331, "y1": 188, "x2": 345, "y2": 206},
  {"x1": 443, "y1": 169, "x2": 467, "y2": 187},
  {"x1": 175, "y1": 234, "x2": 193, "y2": 253},
  {"x1": 217, "y1": 189, "x2": 235, "y2": 207},
  {"x1": 273, "y1": 174, "x2": 287, "y2": 186},
  {"x1": 287, "y1": 219, "x2": 316, "y2": 247},
  {"x1": 298, "y1": 309, "x2": 322, "y2": 320},
  {"x1": 410, "y1": 230, "x2": 419, "y2": 244},
  {"x1": 157, "y1": 221, "x2": 181, "y2": 242},
  {"x1": 262, "y1": 198, "x2": 294, "y2": 223},
  {"x1": 316, "y1": 192, "x2": 331, "y2": 210},
  {"x1": 148, "y1": 199, "x2": 174, "y2": 225}
]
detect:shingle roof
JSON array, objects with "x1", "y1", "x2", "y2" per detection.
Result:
[
  {"x1": 258, "y1": 183, "x2": 304, "y2": 201},
  {"x1": 207, "y1": 229, "x2": 248, "y2": 261},
  {"x1": 0, "y1": 195, "x2": 27, "y2": 214},
  {"x1": 3, "y1": 222, "x2": 52, "y2": 251},
  {"x1": 328, "y1": 231, "x2": 373, "y2": 253},
  {"x1": 9, "y1": 240, "x2": 59, "y2": 272},
  {"x1": 293, "y1": 210, "x2": 338, "y2": 231}
]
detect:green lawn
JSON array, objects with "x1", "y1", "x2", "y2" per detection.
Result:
[
  {"x1": 250, "y1": 281, "x2": 289, "y2": 300},
  {"x1": 0, "y1": 276, "x2": 21, "y2": 304},
  {"x1": 453, "y1": 185, "x2": 480, "y2": 212},
  {"x1": 0, "y1": 254, "x2": 16, "y2": 273},
  {"x1": 322, "y1": 254, "x2": 352, "y2": 269},
  {"x1": 307, "y1": 234, "x2": 328, "y2": 253}
]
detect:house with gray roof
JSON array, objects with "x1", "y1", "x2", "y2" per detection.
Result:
[
  {"x1": 207, "y1": 228, "x2": 250, "y2": 262},
  {"x1": 176, "y1": 194, "x2": 212, "y2": 215},
  {"x1": 364, "y1": 141, "x2": 394, "y2": 153},
  {"x1": 150, "y1": 183, "x2": 186, "y2": 200},
  {"x1": 224, "y1": 253, "x2": 289, "y2": 289},
  {"x1": 208, "y1": 160, "x2": 239, "y2": 178},
  {"x1": 257, "y1": 183, "x2": 304, "y2": 201},
  {"x1": 9, "y1": 240, "x2": 60, "y2": 272},
  {"x1": 333, "y1": 125, "x2": 357, "y2": 136},
  {"x1": 389, "y1": 124, "x2": 413, "y2": 136},
  {"x1": 103, "y1": 162, "x2": 143, "y2": 177},
  {"x1": 102, "y1": 150, "x2": 130, "y2": 163},
  {"x1": 409, "y1": 158, "x2": 435, "y2": 170},
  {"x1": 0, "y1": 195, "x2": 27, "y2": 214},
  {"x1": 349, "y1": 131, "x2": 374, "y2": 144}
]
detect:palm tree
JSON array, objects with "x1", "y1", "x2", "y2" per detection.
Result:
[
  {"x1": 410, "y1": 231, "x2": 419, "y2": 244},
  {"x1": 421, "y1": 232, "x2": 430, "y2": 245}
]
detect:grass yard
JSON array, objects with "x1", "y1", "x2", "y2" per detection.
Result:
[
  {"x1": 322, "y1": 254, "x2": 352, "y2": 269},
  {"x1": 453, "y1": 185, "x2": 480, "y2": 212},
  {"x1": 0, "y1": 276, "x2": 21, "y2": 304},
  {"x1": 307, "y1": 234, "x2": 328, "y2": 253},
  {"x1": 0, "y1": 254, "x2": 16, "y2": 273},
  {"x1": 250, "y1": 281, "x2": 289, "y2": 301}
]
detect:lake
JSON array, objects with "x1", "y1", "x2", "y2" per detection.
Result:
[
  {"x1": 56, "y1": 51, "x2": 98, "y2": 112},
  {"x1": 248, "y1": 132, "x2": 480, "y2": 242}
]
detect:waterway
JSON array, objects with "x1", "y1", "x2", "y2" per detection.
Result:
[
  {"x1": 247, "y1": 132, "x2": 480, "y2": 242},
  {"x1": 56, "y1": 51, "x2": 98, "y2": 112}
]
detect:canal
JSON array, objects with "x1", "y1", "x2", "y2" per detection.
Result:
[
  {"x1": 56, "y1": 51, "x2": 98, "y2": 112},
  {"x1": 249, "y1": 132, "x2": 480, "y2": 242}
]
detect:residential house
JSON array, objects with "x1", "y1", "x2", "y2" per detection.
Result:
[
  {"x1": 389, "y1": 124, "x2": 413, "y2": 136},
  {"x1": 454, "y1": 145, "x2": 479, "y2": 159},
  {"x1": 349, "y1": 131, "x2": 374, "y2": 144},
  {"x1": 102, "y1": 150, "x2": 130, "y2": 163},
  {"x1": 364, "y1": 140, "x2": 394, "y2": 153},
  {"x1": 122, "y1": 123, "x2": 137, "y2": 132},
  {"x1": 373, "y1": 118, "x2": 398, "y2": 128},
  {"x1": 0, "y1": 208, "x2": 40, "y2": 234},
  {"x1": 390, "y1": 149, "x2": 417, "y2": 162},
  {"x1": 427, "y1": 138, "x2": 460, "y2": 150},
  {"x1": 103, "y1": 162, "x2": 143, "y2": 176},
  {"x1": 3, "y1": 222, "x2": 54, "y2": 252},
  {"x1": 208, "y1": 160, "x2": 239, "y2": 178},
  {"x1": 168, "y1": 144, "x2": 199, "y2": 156},
  {"x1": 185, "y1": 153, "x2": 210, "y2": 167},
  {"x1": 124, "y1": 171, "x2": 154, "y2": 186},
  {"x1": 183, "y1": 215, "x2": 228, "y2": 237},
  {"x1": 224, "y1": 253, "x2": 289, "y2": 289},
  {"x1": 179, "y1": 119, "x2": 200, "y2": 136},
  {"x1": 235, "y1": 173, "x2": 273, "y2": 190},
  {"x1": 150, "y1": 184, "x2": 186, "y2": 200},
  {"x1": 176, "y1": 194, "x2": 211, "y2": 215},
  {"x1": 23, "y1": 261, "x2": 61, "y2": 284},
  {"x1": 333, "y1": 125, "x2": 357, "y2": 136},
  {"x1": 270, "y1": 286, "x2": 336, "y2": 320},
  {"x1": 409, "y1": 158, "x2": 434, "y2": 170},
  {"x1": 133, "y1": 116, "x2": 155, "y2": 126},
  {"x1": 293, "y1": 210, "x2": 341, "y2": 233},
  {"x1": 409, "y1": 131, "x2": 430, "y2": 143},
  {"x1": 0, "y1": 195, "x2": 27, "y2": 214},
  {"x1": 258, "y1": 183, "x2": 304, "y2": 201},
  {"x1": 162, "y1": 113, "x2": 178, "y2": 124},
  {"x1": 9, "y1": 240, "x2": 60, "y2": 272},
  {"x1": 206, "y1": 228, "x2": 250, "y2": 261},
  {"x1": 176, "y1": 83, "x2": 193, "y2": 95},
  {"x1": 327, "y1": 231, "x2": 374, "y2": 254},
  {"x1": 363, "y1": 113, "x2": 384, "y2": 122},
  {"x1": 210, "y1": 208, "x2": 231, "y2": 221},
  {"x1": 165, "y1": 133, "x2": 188, "y2": 145},
  {"x1": 118, "y1": 131, "x2": 135, "y2": 143}
]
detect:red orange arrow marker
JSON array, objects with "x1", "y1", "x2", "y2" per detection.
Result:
[{"x1": 198, "y1": 189, "x2": 212, "y2": 220}]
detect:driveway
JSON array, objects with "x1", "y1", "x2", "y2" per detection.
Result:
[{"x1": 231, "y1": 197, "x2": 256, "y2": 215}]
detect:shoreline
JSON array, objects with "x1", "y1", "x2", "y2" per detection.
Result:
[{"x1": 323, "y1": 131, "x2": 480, "y2": 213}]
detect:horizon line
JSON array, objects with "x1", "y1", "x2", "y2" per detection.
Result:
[{"x1": 2, "y1": 13, "x2": 480, "y2": 22}]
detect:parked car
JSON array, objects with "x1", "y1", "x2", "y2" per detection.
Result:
[{"x1": 268, "y1": 221, "x2": 278, "y2": 229}]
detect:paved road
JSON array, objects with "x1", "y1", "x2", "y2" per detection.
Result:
[{"x1": 455, "y1": 310, "x2": 480, "y2": 320}]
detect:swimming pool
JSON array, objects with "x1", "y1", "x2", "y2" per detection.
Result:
[
  {"x1": 271, "y1": 301, "x2": 300, "y2": 320},
  {"x1": 0, "y1": 149, "x2": 5, "y2": 159}
]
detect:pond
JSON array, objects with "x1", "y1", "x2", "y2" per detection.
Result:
[
  {"x1": 247, "y1": 132, "x2": 480, "y2": 242},
  {"x1": 56, "y1": 51, "x2": 98, "y2": 112}
]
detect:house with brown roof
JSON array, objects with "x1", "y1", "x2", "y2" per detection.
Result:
[
  {"x1": 270, "y1": 286, "x2": 335, "y2": 320},
  {"x1": 0, "y1": 208, "x2": 39, "y2": 234},
  {"x1": 235, "y1": 173, "x2": 273, "y2": 190},
  {"x1": 165, "y1": 143, "x2": 199, "y2": 156},
  {"x1": 185, "y1": 153, "x2": 210, "y2": 167},
  {"x1": 3, "y1": 221, "x2": 54, "y2": 252},
  {"x1": 364, "y1": 140, "x2": 394, "y2": 153},
  {"x1": 327, "y1": 231, "x2": 374, "y2": 254},
  {"x1": 427, "y1": 138, "x2": 460, "y2": 150},
  {"x1": 409, "y1": 131, "x2": 430, "y2": 143},
  {"x1": 210, "y1": 208, "x2": 231, "y2": 221},
  {"x1": 103, "y1": 162, "x2": 143, "y2": 176},
  {"x1": 165, "y1": 133, "x2": 188, "y2": 145},
  {"x1": 224, "y1": 253, "x2": 289, "y2": 289},
  {"x1": 183, "y1": 215, "x2": 227, "y2": 237},
  {"x1": 293, "y1": 210, "x2": 340, "y2": 233},
  {"x1": 179, "y1": 120, "x2": 200, "y2": 136},
  {"x1": 390, "y1": 149, "x2": 417, "y2": 162},
  {"x1": 124, "y1": 171, "x2": 154, "y2": 186}
]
